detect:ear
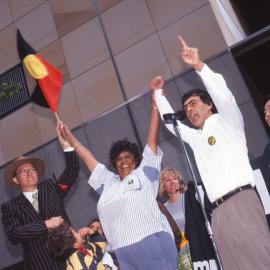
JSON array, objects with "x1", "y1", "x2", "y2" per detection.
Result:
[
  {"x1": 12, "y1": 177, "x2": 20, "y2": 185},
  {"x1": 207, "y1": 102, "x2": 214, "y2": 114}
]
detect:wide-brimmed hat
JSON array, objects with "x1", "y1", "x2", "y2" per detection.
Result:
[{"x1": 4, "y1": 156, "x2": 45, "y2": 188}]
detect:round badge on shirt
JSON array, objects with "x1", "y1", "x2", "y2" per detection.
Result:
[{"x1": 208, "y1": 136, "x2": 216, "y2": 145}]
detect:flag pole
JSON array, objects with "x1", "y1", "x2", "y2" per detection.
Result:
[{"x1": 54, "y1": 112, "x2": 61, "y2": 123}]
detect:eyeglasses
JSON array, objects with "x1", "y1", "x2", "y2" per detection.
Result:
[{"x1": 15, "y1": 168, "x2": 37, "y2": 176}]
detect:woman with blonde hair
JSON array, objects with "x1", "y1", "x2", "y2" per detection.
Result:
[
  {"x1": 159, "y1": 167, "x2": 191, "y2": 270},
  {"x1": 160, "y1": 167, "x2": 218, "y2": 269}
]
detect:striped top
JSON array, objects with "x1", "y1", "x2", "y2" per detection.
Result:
[
  {"x1": 89, "y1": 145, "x2": 173, "y2": 250},
  {"x1": 66, "y1": 239, "x2": 107, "y2": 270}
]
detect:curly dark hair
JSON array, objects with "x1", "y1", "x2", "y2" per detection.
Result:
[
  {"x1": 109, "y1": 139, "x2": 141, "y2": 171},
  {"x1": 47, "y1": 222, "x2": 75, "y2": 259},
  {"x1": 87, "y1": 218, "x2": 100, "y2": 228},
  {"x1": 182, "y1": 88, "x2": 217, "y2": 114}
]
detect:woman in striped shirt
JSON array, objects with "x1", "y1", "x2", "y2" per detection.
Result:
[{"x1": 59, "y1": 88, "x2": 178, "y2": 270}]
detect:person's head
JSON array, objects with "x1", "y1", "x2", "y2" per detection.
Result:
[
  {"x1": 109, "y1": 139, "x2": 141, "y2": 180},
  {"x1": 4, "y1": 156, "x2": 45, "y2": 192},
  {"x1": 182, "y1": 89, "x2": 217, "y2": 128},
  {"x1": 47, "y1": 222, "x2": 83, "y2": 259},
  {"x1": 264, "y1": 95, "x2": 270, "y2": 127},
  {"x1": 88, "y1": 218, "x2": 104, "y2": 236},
  {"x1": 159, "y1": 168, "x2": 186, "y2": 197}
]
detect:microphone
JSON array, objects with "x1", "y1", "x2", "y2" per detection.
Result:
[{"x1": 163, "y1": 110, "x2": 186, "y2": 121}]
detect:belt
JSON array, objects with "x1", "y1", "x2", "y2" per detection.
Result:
[{"x1": 211, "y1": 184, "x2": 252, "y2": 210}]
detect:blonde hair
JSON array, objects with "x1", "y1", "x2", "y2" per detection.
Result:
[{"x1": 159, "y1": 167, "x2": 185, "y2": 196}]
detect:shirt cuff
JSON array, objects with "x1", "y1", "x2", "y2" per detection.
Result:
[
  {"x1": 196, "y1": 63, "x2": 212, "y2": 77},
  {"x1": 64, "y1": 147, "x2": 74, "y2": 152}
]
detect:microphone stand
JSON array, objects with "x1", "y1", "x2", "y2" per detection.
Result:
[{"x1": 165, "y1": 115, "x2": 223, "y2": 270}]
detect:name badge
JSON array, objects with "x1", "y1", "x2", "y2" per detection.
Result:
[
  {"x1": 123, "y1": 175, "x2": 141, "y2": 192},
  {"x1": 128, "y1": 179, "x2": 134, "y2": 185}
]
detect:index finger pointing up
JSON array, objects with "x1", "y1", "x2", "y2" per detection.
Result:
[{"x1": 178, "y1": 36, "x2": 188, "y2": 49}]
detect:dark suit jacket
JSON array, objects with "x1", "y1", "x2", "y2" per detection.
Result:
[{"x1": 1, "y1": 151, "x2": 79, "y2": 270}]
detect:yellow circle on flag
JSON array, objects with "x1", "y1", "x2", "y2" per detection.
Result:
[{"x1": 23, "y1": 54, "x2": 48, "y2": 79}]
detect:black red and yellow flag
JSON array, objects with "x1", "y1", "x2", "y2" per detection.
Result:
[{"x1": 16, "y1": 29, "x2": 63, "y2": 112}]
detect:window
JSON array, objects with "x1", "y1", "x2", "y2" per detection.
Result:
[
  {"x1": 229, "y1": 0, "x2": 270, "y2": 35},
  {"x1": 231, "y1": 26, "x2": 270, "y2": 135},
  {"x1": 0, "y1": 63, "x2": 30, "y2": 119}
]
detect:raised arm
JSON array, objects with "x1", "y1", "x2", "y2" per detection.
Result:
[
  {"x1": 150, "y1": 76, "x2": 196, "y2": 144},
  {"x1": 54, "y1": 123, "x2": 79, "y2": 197},
  {"x1": 147, "y1": 87, "x2": 160, "y2": 154},
  {"x1": 178, "y1": 36, "x2": 204, "y2": 71},
  {"x1": 58, "y1": 123, "x2": 98, "y2": 173},
  {"x1": 178, "y1": 36, "x2": 243, "y2": 130}
]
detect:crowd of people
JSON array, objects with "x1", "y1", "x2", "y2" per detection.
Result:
[{"x1": 1, "y1": 36, "x2": 270, "y2": 270}]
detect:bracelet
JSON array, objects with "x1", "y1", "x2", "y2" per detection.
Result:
[{"x1": 73, "y1": 142, "x2": 81, "y2": 150}]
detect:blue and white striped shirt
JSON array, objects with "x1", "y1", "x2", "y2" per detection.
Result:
[{"x1": 88, "y1": 145, "x2": 173, "y2": 250}]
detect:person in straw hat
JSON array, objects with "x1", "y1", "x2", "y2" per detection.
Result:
[{"x1": 1, "y1": 122, "x2": 79, "y2": 270}]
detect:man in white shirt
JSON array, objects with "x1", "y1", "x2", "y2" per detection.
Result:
[{"x1": 152, "y1": 36, "x2": 270, "y2": 270}]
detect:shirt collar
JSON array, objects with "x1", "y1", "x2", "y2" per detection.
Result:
[
  {"x1": 201, "y1": 113, "x2": 219, "y2": 132},
  {"x1": 23, "y1": 189, "x2": 38, "y2": 203}
]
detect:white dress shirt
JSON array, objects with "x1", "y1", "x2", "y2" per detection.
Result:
[
  {"x1": 155, "y1": 64, "x2": 255, "y2": 202},
  {"x1": 23, "y1": 189, "x2": 38, "y2": 204},
  {"x1": 88, "y1": 145, "x2": 173, "y2": 250}
]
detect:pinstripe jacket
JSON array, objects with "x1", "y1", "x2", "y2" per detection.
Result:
[{"x1": 1, "y1": 151, "x2": 79, "y2": 270}]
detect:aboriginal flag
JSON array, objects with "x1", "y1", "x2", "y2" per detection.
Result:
[{"x1": 16, "y1": 29, "x2": 63, "y2": 112}]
